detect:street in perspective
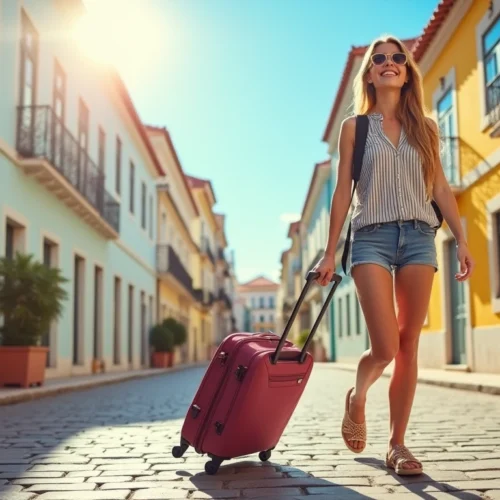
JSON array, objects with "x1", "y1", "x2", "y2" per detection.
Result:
[
  {"x1": 1, "y1": 365, "x2": 500, "y2": 500},
  {"x1": 1, "y1": 0, "x2": 500, "y2": 499}
]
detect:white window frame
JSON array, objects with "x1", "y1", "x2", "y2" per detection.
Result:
[
  {"x1": 487, "y1": 193, "x2": 500, "y2": 313},
  {"x1": 2, "y1": 207, "x2": 28, "y2": 258},
  {"x1": 475, "y1": 0, "x2": 500, "y2": 131},
  {"x1": 432, "y1": 66, "x2": 461, "y2": 187}
]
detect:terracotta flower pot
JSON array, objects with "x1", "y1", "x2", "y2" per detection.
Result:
[
  {"x1": 152, "y1": 351, "x2": 173, "y2": 368},
  {"x1": 0, "y1": 346, "x2": 49, "y2": 388}
]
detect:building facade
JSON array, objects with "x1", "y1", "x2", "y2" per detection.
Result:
[
  {"x1": 297, "y1": 160, "x2": 334, "y2": 361},
  {"x1": 0, "y1": 1, "x2": 163, "y2": 378},
  {"x1": 146, "y1": 126, "x2": 199, "y2": 364},
  {"x1": 185, "y1": 175, "x2": 219, "y2": 360},
  {"x1": 277, "y1": 0, "x2": 500, "y2": 374},
  {"x1": 237, "y1": 277, "x2": 278, "y2": 334},
  {"x1": 415, "y1": 0, "x2": 500, "y2": 373}
]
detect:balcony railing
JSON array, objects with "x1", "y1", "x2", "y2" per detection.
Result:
[
  {"x1": 16, "y1": 105, "x2": 120, "y2": 233},
  {"x1": 193, "y1": 289, "x2": 214, "y2": 307},
  {"x1": 218, "y1": 288, "x2": 232, "y2": 309},
  {"x1": 156, "y1": 244, "x2": 193, "y2": 294},
  {"x1": 486, "y1": 79, "x2": 500, "y2": 134}
]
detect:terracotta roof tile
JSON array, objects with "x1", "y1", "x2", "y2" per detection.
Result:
[{"x1": 412, "y1": 0, "x2": 457, "y2": 62}]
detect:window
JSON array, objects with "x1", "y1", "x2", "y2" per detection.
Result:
[
  {"x1": 93, "y1": 266, "x2": 103, "y2": 360},
  {"x1": 78, "y1": 99, "x2": 89, "y2": 152},
  {"x1": 483, "y1": 15, "x2": 500, "y2": 113},
  {"x1": 487, "y1": 194, "x2": 500, "y2": 313},
  {"x1": 52, "y1": 60, "x2": 65, "y2": 168},
  {"x1": 19, "y1": 11, "x2": 38, "y2": 109},
  {"x1": 115, "y1": 137, "x2": 122, "y2": 195},
  {"x1": 113, "y1": 277, "x2": 121, "y2": 365},
  {"x1": 260, "y1": 315, "x2": 264, "y2": 323},
  {"x1": 269, "y1": 296, "x2": 274, "y2": 309},
  {"x1": 73, "y1": 255, "x2": 85, "y2": 366},
  {"x1": 129, "y1": 161, "x2": 135, "y2": 214},
  {"x1": 42, "y1": 238, "x2": 58, "y2": 368},
  {"x1": 5, "y1": 223, "x2": 14, "y2": 260},
  {"x1": 78, "y1": 99, "x2": 89, "y2": 177},
  {"x1": 338, "y1": 297, "x2": 343, "y2": 337},
  {"x1": 5, "y1": 218, "x2": 26, "y2": 260},
  {"x1": 269, "y1": 313, "x2": 273, "y2": 323},
  {"x1": 259, "y1": 296, "x2": 265, "y2": 308},
  {"x1": 356, "y1": 299, "x2": 362, "y2": 335},
  {"x1": 437, "y1": 89, "x2": 458, "y2": 185},
  {"x1": 141, "y1": 182, "x2": 146, "y2": 229},
  {"x1": 149, "y1": 194, "x2": 153, "y2": 239},
  {"x1": 346, "y1": 294, "x2": 351, "y2": 336},
  {"x1": 98, "y1": 127, "x2": 105, "y2": 171}
]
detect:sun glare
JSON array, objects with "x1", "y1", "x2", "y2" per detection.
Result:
[{"x1": 74, "y1": 0, "x2": 163, "y2": 76}]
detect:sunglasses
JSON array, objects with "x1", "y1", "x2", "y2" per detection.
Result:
[{"x1": 371, "y1": 52, "x2": 407, "y2": 66}]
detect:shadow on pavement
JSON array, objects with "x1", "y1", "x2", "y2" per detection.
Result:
[
  {"x1": 356, "y1": 457, "x2": 483, "y2": 499},
  {"x1": 0, "y1": 367, "x2": 374, "y2": 499}
]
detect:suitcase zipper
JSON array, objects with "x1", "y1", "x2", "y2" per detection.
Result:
[
  {"x1": 213, "y1": 351, "x2": 262, "y2": 438},
  {"x1": 268, "y1": 374, "x2": 307, "y2": 383},
  {"x1": 194, "y1": 337, "x2": 279, "y2": 451}
]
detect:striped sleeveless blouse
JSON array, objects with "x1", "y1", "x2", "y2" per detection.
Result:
[{"x1": 351, "y1": 113, "x2": 440, "y2": 232}]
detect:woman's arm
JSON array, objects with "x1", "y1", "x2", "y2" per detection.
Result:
[
  {"x1": 314, "y1": 117, "x2": 356, "y2": 285},
  {"x1": 429, "y1": 118, "x2": 474, "y2": 280},
  {"x1": 324, "y1": 117, "x2": 357, "y2": 257}
]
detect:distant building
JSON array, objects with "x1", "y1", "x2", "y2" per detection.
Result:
[{"x1": 237, "y1": 276, "x2": 279, "y2": 334}]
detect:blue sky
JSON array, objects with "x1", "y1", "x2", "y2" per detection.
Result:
[{"x1": 86, "y1": 0, "x2": 440, "y2": 284}]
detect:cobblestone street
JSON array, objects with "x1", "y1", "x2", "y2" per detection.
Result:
[{"x1": 1, "y1": 364, "x2": 500, "y2": 500}]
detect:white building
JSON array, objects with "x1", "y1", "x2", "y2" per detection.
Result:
[
  {"x1": 237, "y1": 276, "x2": 278, "y2": 334},
  {"x1": 0, "y1": 0, "x2": 163, "y2": 378}
]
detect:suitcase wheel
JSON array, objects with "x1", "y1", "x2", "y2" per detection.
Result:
[
  {"x1": 205, "y1": 456, "x2": 223, "y2": 475},
  {"x1": 259, "y1": 450, "x2": 272, "y2": 462},
  {"x1": 172, "y1": 437, "x2": 189, "y2": 459}
]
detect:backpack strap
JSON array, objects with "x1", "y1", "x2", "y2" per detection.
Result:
[{"x1": 341, "y1": 115, "x2": 369, "y2": 275}]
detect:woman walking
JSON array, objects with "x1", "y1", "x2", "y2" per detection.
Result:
[{"x1": 313, "y1": 35, "x2": 474, "y2": 475}]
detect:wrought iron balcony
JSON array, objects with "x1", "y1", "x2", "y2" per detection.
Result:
[
  {"x1": 218, "y1": 288, "x2": 232, "y2": 309},
  {"x1": 16, "y1": 105, "x2": 120, "y2": 237},
  {"x1": 193, "y1": 288, "x2": 214, "y2": 307},
  {"x1": 486, "y1": 79, "x2": 500, "y2": 136},
  {"x1": 156, "y1": 244, "x2": 193, "y2": 295}
]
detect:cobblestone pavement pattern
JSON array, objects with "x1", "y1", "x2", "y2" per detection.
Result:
[{"x1": 1, "y1": 364, "x2": 500, "y2": 500}]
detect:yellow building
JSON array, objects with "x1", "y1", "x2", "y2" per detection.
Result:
[
  {"x1": 186, "y1": 175, "x2": 218, "y2": 361},
  {"x1": 213, "y1": 214, "x2": 234, "y2": 342},
  {"x1": 146, "y1": 126, "x2": 199, "y2": 363},
  {"x1": 416, "y1": 0, "x2": 500, "y2": 373}
]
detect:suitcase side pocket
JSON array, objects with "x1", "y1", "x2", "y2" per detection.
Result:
[{"x1": 268, "y1": 374, "x2": 307, "y2": 388}]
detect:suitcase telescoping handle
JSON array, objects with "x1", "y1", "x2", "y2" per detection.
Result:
[{"x1": 271, "y1": 270, "x2": 342, "y2": 364}]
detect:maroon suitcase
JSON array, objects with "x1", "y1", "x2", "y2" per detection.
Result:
[{"x1": 172, "y1": 270, "x2": 342, "y2": 474}]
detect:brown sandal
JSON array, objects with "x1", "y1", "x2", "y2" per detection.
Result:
[
  {"x1": 341, "y1": 387, "x2": 366, "y2": 453},
  {"x1": 386, "y1": 445, "x2": 423, "y2": 476}
]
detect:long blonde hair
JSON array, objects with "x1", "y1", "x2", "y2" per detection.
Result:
[{"x1": 353, "y1": 35, "x2": 439, "y2": 199}]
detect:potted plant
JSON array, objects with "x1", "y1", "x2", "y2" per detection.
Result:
[
  {"x1": 0, "y1": 253, "x2": 68, "y2": 387},
  {"x1": 150, "y1": 322, "x2": 174, "y2": 368},
  {"x1": 162, "y1": 318, "x2": 187, "y2": 365}
]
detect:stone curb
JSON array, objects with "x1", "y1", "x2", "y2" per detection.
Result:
[
  {"x1": 0, "y1": 362, "x2": 207, "y2": 407},
  {"x1": 322, "y1": 363, "x2": 500, "y2": 395}
]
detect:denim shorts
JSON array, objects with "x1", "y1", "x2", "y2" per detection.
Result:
[{"x1": 349, "y1": 219, "x2": 438, "y2": 276}]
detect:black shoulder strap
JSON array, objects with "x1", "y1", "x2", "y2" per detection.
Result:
[{"x1": 341, "y1": 115, "x2": 369, "y2": 275}]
